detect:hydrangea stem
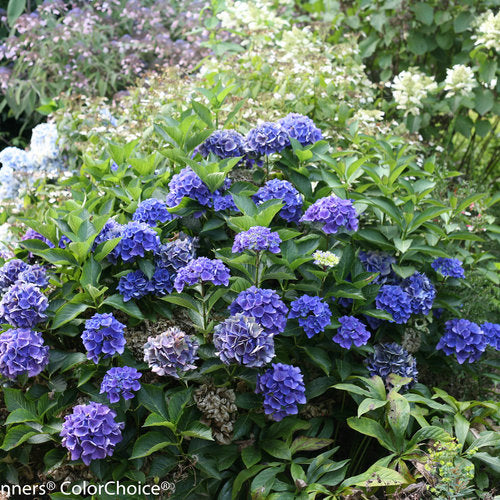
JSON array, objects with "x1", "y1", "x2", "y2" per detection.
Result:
[{"x1": 255, "y1": 250, "x2": 262, "y2": 287}]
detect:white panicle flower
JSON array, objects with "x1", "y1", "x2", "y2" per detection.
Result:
[
  {"x1": 444, "y1": 65, "x2": 477, "y2": 97},
  {"x1": 473, "y1": 10, "x2": 500, "y2": 50},
  {"x1": 389, "y1": 68, "x2": 437, "y2": 116}
]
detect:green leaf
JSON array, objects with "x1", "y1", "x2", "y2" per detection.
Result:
[
  {"x1": 80, "y1": 256, "x2": 101, "y2": 288},
  {"x1": 475, "y1": 89, "x2": 494, "y2": 115},
  {"x1": 181, "y1": 422, "x2": 214, "y2": 441},
  {"x1": 1, "y1": 425, "x2": 37, "y2": 451},
  {"x1": 358, "y1": 398, "x2": 387, "y2": 417},
  {"x1": 347, "y1": 417, "x2": 395, "y2": 451},
  {"x1": 143, "y1": 413, "x2": 176, "y2": 431},
  {"x1": 407, "y1": 426, "x2": 451, "y2": 449},
  {"x1": 52, "y1": 302, "x2": 90, "y2": 330},
  {"x1": 261, "y1": 439, "x2": 291, "y2": 460},
  {"x1": 303, "y1": 346, "x2": 331, "y2": 375},
  {"x1": 290, "y1": 436, "x2": 334, "y2": 455},
  {"x1": 454, "y1": 413, "x2": 470, "y2": 449},
  {"x1": 137, "y1": 384, "x2": 168, "y2": 419},
  {"x1": 341, "y1": 466, "x2": 407, "y2": 487},
  {"x1": 93, "y1": 237, "x2": 121, "y2": 262},
  {"x1": 414, "y1": 3, "x2": 433, "y2": 25},
  {"x1": 454, "y1": 11, "x2": 472, "y2": 32},
  {"x1": 161, "y1": 293, "x2": 200, "y2": 313},
  {"x1": 192, "y1": 101, "x2": 214, "y2": 127},
  {"x1": 7, "y1": 0, "x2": 26, "y2": 26},
  {"x1": 5, "y1": 408, "x2": 39, "y2": 425},
  {"x1": 102, "y1": 294, "x2": 145, "y2": 320},
  {"x1": 232, "y1": 464, "x2": 269, "y2": 499},
  {"x1": 387, "y1": 392, "x2": 411, "y2": 445},
  {"x1": 472, "y1": 452, "x2": 500, "y2": 473},
  {"x1": 241, "y1": 446, "x2": 261, "y2": 468},
  {"x1": 130, "y1": 432, "x2": 175, "y2": 459}
]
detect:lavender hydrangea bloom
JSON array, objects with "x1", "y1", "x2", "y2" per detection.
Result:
[
  {"x1": 431, "y1": 258, "x2": 465, "y2": 279},
  {"x1": 194, "y1": 130, "x2": 246, "y2": 159},
  {"x1": 155, "y1": 233, "x2": 198, "y2": 273},
  {"x1": 112, "y1": 221, "x2": 160, "y2": 262},
  {"x1": 256, "y1": 363, "x2": 306, "y2": 421},
  {"x1": 245, "y1": 122, "x2": 290, "y2": 156},
  {"x1": 212, "y1": 189, "x2": 238, "y2": 212},
  {"x1": 437, "y1": 319, "x2": 487, "y2": 364},
  {"x1": 21, "y1": 229, "x2": 55, "y2": 248},
  {"x1": 0, "y1": 283, "x2": 48, "y2": 327},
  {"x1": 60, "y1": 402, "x2": 124, "y2": 465},
  {"x1": 174, "y1": 257, "x2": 230, "y2": 292},
  {"x1": 117, "y1": 270, "x2": 151, "y2": 302},
  {"x1": 333, "y1": 316, "x2": 371, "y2": 349},
  {"x1": 365, "y1": 343, "x2": 418, "y2": 391},
  {"x1": 0, "y1": 328, "x2": 49, "y2": 379},
  {"x1": 253, "y1": 179, "x2": 303, "y2": 223},
  {"x1": 132, "y1": 198, "x2": 172, "y2": 226},
  {"x1": 482, "y1": 322, "x2": 500, "y2": 350},
  {"x1": 401, "y1": 272, "x2": 436, "y2": 315},
  {"x1": 100, "y1": 366, "x2": 142, "y2": 403},
  {"x1": 232, "y1": 226, "x2": 281, "y2": 254},
  {"x1": 0, "y1": 147, "x2": 30, "y2": 171},
  {"x1": 300, "y1": 195, "x2": 359, "y2": 234},
  {"x1": 16, "y1": 265, "x2": 48, "y2": 289},
  {"x1": 166, "y1": 167, "x2": 212, "y2": 208},
  {"x1": 143, "y1": 326, "x2": 199, "y2": 378},
  {"x1": 58, "y1": 235, "x2": 71, "y2": 249},
  {"x1": 0, "y1": 259, "x2": 30, "y2": 290},
  {"x1": 375, "y1": 285, "x2": 412, "y2": 324},
  {"x1": 214, "y1": 314, "x2": 275, "y2": 367},
  {"x1": 289, "y1": 295, "x2": 332, "y2": 338},
  {"x1": 81, "y1": 313, "x2": 126, "y2": 364},
  {"x1": 93, "y1": 219, "x2": 123, "y2": 249},
  {"x1": 229, "y1": 286, "x2": 288, "y2": 336},
  {"x1": 277, "y1": 113, "x2": 323, "y2": 146},
  {"x1": 150, "y1": 267, "x2": 173, "y2": 296},
  {"x1": 359, "y1": 251, "x2": 397, "y2": 284}
]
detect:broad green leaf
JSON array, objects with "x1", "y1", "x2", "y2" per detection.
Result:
[
  {"x1": 347, "y1": 417, "x2": 396, "y2": 451},
  {"x1": 1, "y1": 425, "x2": 37, "y2": 451},
  {"x1": 102, "y1": 294, "x2": 145, "y2": 320},
  {"x1": 52, "y1": 303, "x2": 90, "y2": 330},
  {"x1": 130, "y1": 432, "x2": 175, "y2": 459}
]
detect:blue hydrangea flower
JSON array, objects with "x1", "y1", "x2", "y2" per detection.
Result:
[
  {"x1": 143, "y1": 326, "x2": 199, "y2": 378},
  {"x1": 300, "y1": 195, "x2": 358, "y2": 234},
  {"x1": 194, "y1": 129, "x2": 246, "y2": 159},
  {"x1": 401, "y1": 272, "x2": 436, "y2": 315},
  {"x1": 213, "y1": 313, "x2": 275, "y2": 367},
  {"x1": 289, "y1": 295, "x2": 332, "y2": 338},
  {"x1": 212, "y1": 188, "x2": 238, "y2": 212},
  {"x1": 245, "y1": 122, "x2": 290, "y2": 156},
  {"x1": 333, "y1": 316, "x2": 371, "y2": 349},
  {"x1": 174, "y1": 257, "x2": 230, "y2": 292},
  {"x1": 437, "y1": 319, "x2": 487, "y2": 364},
  {"x1": 375, "y1": 285, "x2": 412, "y2": 324},
  {"x1": 132, "y1": 198, "x2": 172, "y2": 226},
  {"x1": 431, "y1": 258, "x2": 465, "y2": 279},
  {"x1": 150, "y1": 267, "x2": 173, "y2": 296},
  {"x1": 0, "y1": 283, "x2": 48, "y2": 328},
  {"x1": 117, "y1": 270, "x2": 151, "y2": 302},
  {"x1": 0, "y1": 147, "x2": 30, "y2": 171},
  {"x1": 359, "y1": 251, "x2": 397, "y2": 284},
  {"x1": 21, "y1": 228, "x2": 55, "y2": 248},
  {"x1": 253, "y1": 179, "x2": 303, "y2": 223},
  {"x1": 93, "y1": 219, "x2": 123, "y2": 249},
  {"x1": 155, "y1": 233, "x2": 198, "y2": 273},
  {"x1": 482, "y1": 322, "x2": 500, "y2": 351},
  {"x1": 16, "y1": 265, "x2": 48, "y2": 289},
  {"x1": 58, "y1": 235, "x2": 71, "y2": 249},
  {"x1": 0, "y1": 328, "x2": 49, "y2": 379},
  {"x1": 256, "y1": 363, "x2": 306, "y2": 421},
  {"x1": 0, "y1": 259, "x2": 30, "y2": 290},
  {"x1": 229, "y1": 286, "x2": 288, "y2": 336},
  {"x1": 232, "y1": 226, "x2": 281, "y2": 254},
  {"x1": 166, "y1": 167, "x2": 212, "y2": 208},
  {"x1": 81, "y1": 313, "x2": 126, "y2": 364},
  {"x1": 112, "y1": 221, "x2": 160, "y2": 262},
  {"x1": 60, "y1": 402, "x2": 124, "y2": 465},
  {"x1": 277, "y1": 113, "x2": 323, "y2": 146},
  {"x1": 365, "y1": 343, "x2": 418, "y2": 391},
  {"x1": 99, "y1": 366, "x2": 142, "y2": 403}
]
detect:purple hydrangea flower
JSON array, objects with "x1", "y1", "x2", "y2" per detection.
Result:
[
  {"x1": 365, "y1": 343, "x2": 418, "y2": 391},
  {"x1": 81, "y1": 313, "x2": 126, "y2": 364},
  {"x1": 150, "y1": 267, "x2": 173, "y2": 297},
  {"x1": 166, "y1": 167, "x2": 212, "y2": 208},
  {"x1": 375, "y1": 285, "x2": 412, "y2": 324},
  {"x1": 60, "y1": 402, "x2": 124, "y2": 465},
  {"x1": 0, "y1": 283, "x2": 48, "y2": 328},
  {"x1": 300, "y1": 195, "x2": 358, "y2": 234},
  {"x1": 401, "y1": 272, "x2": 436, "y2": 315},
  {"x1": 0, "y1": 259, "x2": 30, "y2": 290},
  {"x1": 100, "y1": 366, "x2": 142, "y2": 403},
  {"x1": 289, "y1": 295, "x2": 332, "y2": 338},
  {"x1": 333, "y1": 316, "x2": 371, "y2": 349},
  {"x1": 194, "y1": 129, "x2": 246, "y2": 159},
  {"x1": 112, "y1": 221, "x2": 160, "y2": 262},
  {"x1": 437, "y1": 319, "x2": 487, "y2": 364},
  {"x1": 256, "y1": 363, "x2": 306, "y2": 421},
  {"x1": 229, "y1": 286, "x2": 288, "y2": 336},
  {"x1": 132, "y1": 198, "x2": 172, "y2": 226},
  {"x1": 143, "y1": 326, "x2": 199, "y2": 378},
  {"x1": 482, "y1": 322, "x2": 500, "y2": 350},
  {"x1": 155, "y1": 233, "x2": 198, "y2": 273},
  {"x1": 277, "y1": 113, "x2": 323, "y2": 146},
  {"x1": 21, "y1": 229, "x2": 54, "y2": 248},
  {"x1": 253, "y1": 179, "x2": 303, "y2": 223},
  {"x1": 16, "y1": 265, "x2": 48, "y2": 289},
  {"x1": 174, "y1": 257, "x2": 230, "y2": 292},
  {"x1": 232, "y1": 226, "x2": 281, "y2": 254},
  {"x1": 58, "y1": 235, "x2": 72, "y2": 249},
  {"x1": 359, "y1": 251, "x2": 397, "y2": 284},
  {"x1": 431, "y1": 258, "x2": 465, "y2": 279},
  {"x1": 117, "y1": 270, "x2": 151, "y2": 302},
  {"x1": 214, "y1": 313, "x2": 275, "y2": 367},
  {"x1": 0, "y1": 328, "x2": 49, "y2": 379},
  {"x1": 93, "y1": 219, "x2": 123, "y2": 249},
  {"x1": 212, "y1": 189, "x2": 238, "y2": 212},
  {"x1": 245, "y1": 122, "x2": 290, "y2": 156}
]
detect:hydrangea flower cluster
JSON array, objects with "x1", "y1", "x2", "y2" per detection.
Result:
[
  {"x1": 0, "y1": 147, "x2": 29, "y2": 171},
  {"x1": 436, "y1": 319, "x2": 487, "y2": 364},
  {"x1": 431, "y1": 258, "x2": 465, "y2": 279},
  {"x1": 312, "y1": 251, "x2": 340, "y2": 268},
  {"x1": 359, "y1": 250, "x2": 397, "y2": 284},
  {"x1": 253, "y1": 179, "x2": 303, "y2": 223},
  {"x1": 482, "y1": 322, "x2": 500, "y2": 351},
  {"x1": 94, "y1": 219, "x2": 123, "y2": 249},
  {"x1": 81, "y1": 313, "x2": 126, "y2": 364},
  {"x1": 150, "y1": 267, "x2": 174, "y2": 297},
  {"x1": 232, "y1": 226, "x2": 281, "y2": 254},
  {"x1": 166, "y1": 167, "x2": 212, "y2": 208},
  {"x1": 60, "y1": 402, "x2": 124, "y2": 465},
  {"x1": 300, "y1": 195, "x2": 358, "y2": 234},
  {"x1": 213, "y1": 313, "x2": 275, "y2": 367},
  {"x1": 155, "y1": 234, "x2": 198, "y2": 273},
  {"x1": 17, "y1": 265, "x2": 49, "y2": 289},
  {"x1": 375, "y1": 285, "x2": 412, "y2": 324},
  {"x1": 289, "y1": 295, "x2": 332, "y2": 338},
  {"x1": 0, "y1": 328, "x2": 49, "y2": 379},
  {"x1": 132, "y1": 198, "x2": 172, "y2": 226},
  {"x1": 0, "y1": 283, "x2": 48, "y2": 327},
  {"x1": 245, "y1": 122, "x2": 290, "y2": 156},
  {"x1": 194, "y1": 129, "x2": 246, "y2": 159},
  {"x1": 100, "y1": 367, "x2": 142, "y2": 403},
  {"x1": 0, "y1": 259, "x2": 30, "y2": 290},
  {"x1": 256, "y1": 363, "x2": 306, "y2": 421},
  {"x1": 333, "y1": 316, "x2": 371, "y2": 349},
  {"x1": 365, "y1": 343, "x2": 418, "y2": 391},
  {"x1": 229, "y1": 286, "x2": 288, "y2": 336},
  {"x1": 143, "y1": 327, "x2": 199, "y2": 378},
  {"x1": 111, "y1": 221, "x2": 160, "y2": 263},
  {"x1": 473, "y1": 10, "x2": 500, "y2": 50},
  {"x1": 444, "y1": 65, "x2": 477, "y2": 98},
  {"x1": 117, "y1": 270, "x2": 151, "y2": 302},
  {"x1": 401, "y1": 272, "x2": 436, "y2": 315},
  {"x1": 174, "y1": 257, "x2": 230, "y2": 292},
  {"x1": 277, "y1": 113, "x2": 323, "y2": 145}
]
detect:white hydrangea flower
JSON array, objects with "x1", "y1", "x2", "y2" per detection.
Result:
[
  {"x1": 473, "y1": 10, "x2": 500, "y2": 50},
  {"x1": 444, "y1": 65, "x2": 477, "y2": 97}
]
